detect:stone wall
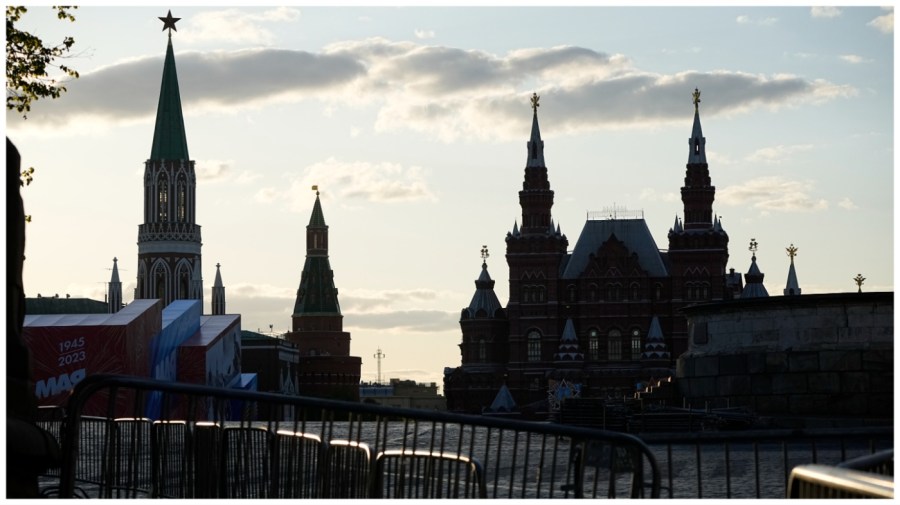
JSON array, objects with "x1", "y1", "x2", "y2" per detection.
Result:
[{"x1": 676, "y1": 293, "x2": 893, "y2": 417}]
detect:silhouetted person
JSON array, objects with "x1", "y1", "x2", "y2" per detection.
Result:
[{"x1": 7, "y1": 138, "x2": 60, "y2": 497}]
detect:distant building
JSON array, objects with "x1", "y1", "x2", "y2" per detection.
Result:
[
  {"x1": 241, "y1": 330, "x2": 299, "y2": 395},
  {"x1": 26, "y1": 295, "x2": 108, "y2": 315},
  {"x1": 444, "y1": 91, "x2": 732, "y2": 414},
  {"x1": 360, "y1": 378, "x2": 446, "y2": 410},
  {"x1": 284, "y1": 190, "x2": 362, "y2": 402}
]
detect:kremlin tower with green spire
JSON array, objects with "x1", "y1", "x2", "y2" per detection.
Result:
[{"x1": 135, "y1": 11, "x2": 203, "y2": 307}]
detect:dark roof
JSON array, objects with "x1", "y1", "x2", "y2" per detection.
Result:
[
  {"x1": 25, "y1": 297, "x2": 108, "y2": 315},
  {"x1": 562, "y1": 218, "x2": 668, "y2": 279},
  {"x1": 463, "y1": 263, "x2": 504, "y2": 319},
  {"x1": 308, "y1": 194, "x2": 326, "y2": 227},
  {"x1": 149, "y1": 36, "x2": 189, "y2": 160},
  {"x1": 241, "y1": 330, "x2": 275, "y2": 341}
]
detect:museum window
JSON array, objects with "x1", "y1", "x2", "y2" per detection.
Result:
[
  {"x1": 631, "y1": 283, "x2": 640, "y2": 301},
  {"x1": 527, "y1": 330, "x2": 541, "y2": 362},
  {"x1": 588, "y1": 329, "x2": 599, "y2": 360},
  {"x1": 568, "y1": 284, "x2": 577, "y2": 302},
  {"x1": 606, "y1": 283, "x2": 622, "y2": 302},
  {"x1": 478, "y1": 338, "x2": 486, "y2": 362},
  {"x1": 608, "y1": 329, "x2": 622, "y2": 360},
  {"x1": 631, "y1": 332, "x2": 642, "y2": 360}
]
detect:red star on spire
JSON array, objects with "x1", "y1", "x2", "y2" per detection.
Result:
[{"x1": 159, "y1": 10, "x2": 180, "y2": 34}]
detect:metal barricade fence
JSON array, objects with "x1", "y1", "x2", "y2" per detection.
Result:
[
  {"x1": 639, "y1": 427, "x2": 894, "y2": 499},
  {"x1": 55, "y1": 374, "x2": 661, "y2": 499}
]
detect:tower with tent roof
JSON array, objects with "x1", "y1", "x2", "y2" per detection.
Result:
[
  {"x1": 135, "y1": 12, "x2": 203, "y2": 309},
  {"x1": 284, "y1": 187, "x2": 362, "y2": 401}
]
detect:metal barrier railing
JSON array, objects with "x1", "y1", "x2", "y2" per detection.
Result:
[
  {"x1": 54, "y1": 374, "x2": 661, "y2": 499},
  {"x1": 787, "y1": 464, "x2": 894, "y2": 498},
  {"x1": 639, "y1": 427, "x2": 893, "y2": 498}
]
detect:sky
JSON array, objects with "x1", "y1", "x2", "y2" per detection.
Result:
[{"x1": 6, "y1": 4, "x2": 894, "y2": 391}]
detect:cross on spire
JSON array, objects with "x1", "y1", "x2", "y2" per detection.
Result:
[
  {"x1": 692, "y1": 88, "x2": 701, "y2": 112},
  {"x1": 530, "y1": 92, "x2": 540, "y2": 114},
  {"x1": 159, "y1": 10, "x2": 180, "y2": 36}
]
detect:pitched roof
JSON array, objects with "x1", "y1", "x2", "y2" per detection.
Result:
[
  {"x1": 562, "y1": 218, "x2": 668, "y2": 279},
  {"x1": 149, "y1": 36, "x2": 189, "y2": 160},
  {"x1": 309, "y1": 193, "x2": 326, "y2": 227}
]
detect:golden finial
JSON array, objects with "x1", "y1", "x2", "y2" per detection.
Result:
[
  {"x1": 786, "y1": 244, "x2": 798, "y2": 263},
  {"x1": 853, "y1": 273, "x2": 865, "y2": 293},
  {"x1": 480, "y1": 245, "x2": 490, "y2": 264},
  {"x1": 530, "y1": 92, "x2": 540, "y2": 113},
  {"x1": 311, "y1": 184, "x2": 319, "y2": 196},
  {"x1": 692, "y1": 88, "x2": 701, "y2": 112}
]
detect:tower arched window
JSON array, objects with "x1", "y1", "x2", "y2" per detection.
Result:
[
  {"x1": 608, "y1": 329, "x2": 622, "y2": 361},
  {"x1": 567, "y1": 284, "x2": 577, "y2": 302},
  {"x1": 178, "y1": 266, "x2": 190, "y2": 299},
  {"x1": 158, "y1": 173, "x2": 169, "y2": 222},
  {"x1": 155, "y1": 264, "x2": 166, "y2": 300},
  {"x1": 478, "y1": 338, "x2": 486, "y2": 362},
  {"x1": 176, "y1": 174, "x2": 186, "y2": 223},
  {"x1": 527, "y1": 330, "x2": 541, "y2": 362},
  {"x1": 630, "y1": 283, "x2": 640, "y2": 301}
]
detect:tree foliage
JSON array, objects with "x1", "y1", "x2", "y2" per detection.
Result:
[{"x1": 6, "y1": 6, "x2": 79, "y2": 118}]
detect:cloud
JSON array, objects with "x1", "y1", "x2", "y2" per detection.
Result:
[
  {"x1": 639, "y1": 188, "x2": 679, "y2": 203},
  {"x1": 341, "y1": 288, "x2": 440, "y2": 313},
  {"x1": 745, "y1": 144, "x2": 814, "y2": 164},
  {"x1": 736, "y1": 15, "x2": 778, "y2": 26},
  {"x1": 195, "y1": 159, "x2": 232, "y2": 182},
  {"x1": 838, "y1": 197, "x2": 858, "y2": 210},
  {"x1": 810, "y1": 7, "x2": 841, "y2": 18},
  {"x1": 280, "y1": 157, "x2": 438, "y2": 208},
  {"x1": 345, "y1": 310, "x2": 458, "y2": 332},
  {"x1": 868, "y1": 9, "x2": 893, "y2": 34},
  {"x1": 718, "y1": 176, "x2": 828, "y2": 212},
  {"x1": 12, "y1": 38, "x2": 855, "y2": 142},
  {"x1": 181, "y1": 7, "x2": 301, "y2": 45},
  {"x1": 234, "y1": 170, "x2": 262, "y2": 184},
  {"x1": 414, "y1": 29, "x2": 435, "y2": 39},
  {"x1": 839, "y1": 54, "x2": 870, "y2": 64}
]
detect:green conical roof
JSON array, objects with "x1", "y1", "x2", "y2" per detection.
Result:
[
  {"x1": 150, "y1": 36, "x2": 189, "y2": 160},
  {"x1": 309, "y1": 194, "x2": 326, "y2": 227},
  {"x1": 293, "y1": 193, "x2": 340, "y2": 316}
]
